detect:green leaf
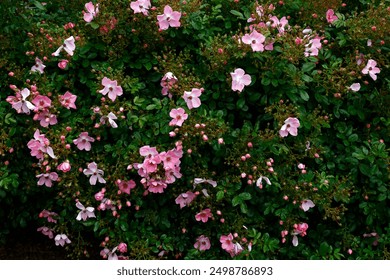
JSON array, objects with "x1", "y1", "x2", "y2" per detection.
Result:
[
  {"x1": 33, "y1": 1, "x2": 45, "y2": 10},
  {"x1": 232, "y1": 195, "x2": 242, "y2": 207},
  {"x1": 90, "y1": 22, "x2": 99, "y2": 30},
  {"x1": 216, "y1": 190, "x2": 224, "y2": 201},
  {"x1": 299, "y1": 90, "x2": 310, "y2": 101},
  {"x1": 302, "y1": 62, "x2": 316, "y2": 73},
  {"x1": 230, "y1": 10, "x2": 245, "y2": 20},
  {"x1": 239, "y1": 192, "x2": 252, "y2": 201}
]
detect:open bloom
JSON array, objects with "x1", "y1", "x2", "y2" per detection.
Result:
[
  {"x1": 73, "y1": 132, "x2": 95, "y2": 151},
  {"x1": 99, "y1": 77, "x2": 123, "y2": 101},
  {"x1": 183, "y1": 88, "x2": 202, "y2": 109},
  {"x1": 52, "y1": 36, "x2": 76, "y2": 56},
  {"x1": 301, "y1": 199, "x2": 315, "y2": 212},
  {"x1": 326, "y1": 9, "x2": 338, "y2": 23},
  {"x1": 220, "y1": 234, "x2": 234, "y2": 251},
  {"x1": 37, "y1": 172, "x2": 59, "y2": 187},
  {"x1": 161, "y1": 72, "x2": 178, "y2": 97},
  {"x1": 10, "y1": 88, "x2": 36, "y2": 114},
  {"x1": 279, "y1": 117, "x2": 300, "y2": 137},
  {"x1": 27, "y1": 129, "x2": 56, "y2": 159},
  {"x1": 270, "y1": 16, "x2": 288, "y2": 33},
  {"x1": 83, "y1": 2, "x2": 98, "y2": 22},
  {"x1": 362, "y1": 59, "x2": 380, "y2": 81},
  {"x1": 195, "y1": 208, "x2": 213, "y2": 223},
  {"x1": 130, "y1": 0, "x2": 151, "y2": 16},
  {"x1": 194, "y1": 235, "x2": 211, "y2": 251},
  {"x1": 59, "y1": 91, "x2": 77, "y2": 109},
  {"x1": 231, "y1": 68, "x2": 252, "y2": 92},
  {"x1": 157, "y1": 5, "x2": 181, "y2": 30},
  {"x1": 31, "y1": 57, "x2": 46, "y2": 74},
  {"x1": 37, "y1": 226, "x2": 54, "y2": 239},
  {"x1": 242, "y1": 30, "x2": 265, "y2": 52},
  {"x1": 169, "y1": 108, "x2": 188, "y2": 127},
  {"x1": 76, "y1": 201, "x2": 96, "y2": 221},
  {"x1": 117, "y1": 180, "x2": 136, "y2": 195},
  {"x1": 54, "y1": 234, "x2": 71, "y2": 247},
  {"x1": 83, "y1": 162, "x2": 106, "y2": 185}
]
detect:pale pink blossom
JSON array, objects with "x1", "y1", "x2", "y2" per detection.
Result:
[
  {"x1": 76, "y1": 201, "x2": 96, "y2": 221},
  {"x1": 73, "y1": 132, "x2": 95, "y2": 151},
  {"x1": 326, "y1": 9, "x2": 338, "y2": 23},
  {"x1": 194, "y1": 235, "x2": 211, "y2": 251},
  {"x1": 27, "y1": 129, "x2": 56, "y2": 159},
  {"x1": 9, "y1": 88, "x2": 36, "y2": 114},
  {"x1": 231, "y1": 68, "x2": 252, "y2": 92},
  {"x1": 157, "y1": 5, "x2": 181, "y2": 30},
  {"x1": 195, "y1": 208, "x2": 213, "y2": 223},
  {"x1": 39, "y1": 209, "x2": 58, "y2": 223},
  {"x1": 297, "y1": 163, "x2": 305, "y2": 169},
  {"x1": 100, "y1": 112, "x2": 118, "y2": 128},
  {"x1": 31, "y1": 57, "x2": 46, "y2": 74},
  {"x1": 139, "y1": 145, "x2": 159, "y2": 158},
  {"x1": 100, "y1": 248, "x2": 118, "y2": 260},
  {"x1": 118, "y1": 243, "x2": 127, "y2": 253},
  {"x1": 161, "y1": 72, "x2": 178, "y2": 97},
  {"x1": 270, "y1": 16, "x2": 288, "y2": 33},
  {"x1": 256, "y1": 175, "x2": 271, "y2": 189},
  {"x1": 175, "y1": 191, "x2": 196, "y2": 208},
  {"x1": 130, "y1": 0, "x2": 151, "y2": 16},
  {"x1": 169, "y1": 108, "x2": 188, "y2": 127},
  {"x1": 94, "y1": 191, "x2": 105, "y2": 201},
  {"x1": 301, "y1": 199, "x2": 315, "y2": 212},
  {"x1": 83, "y1": 162, "x2": 106, "y2": 185},
  {"x1": 304, "y1": 38, "x2": 322, "y2": 57},
  {"x1": 52, "y1": 36, "x2": 76, "y2": 56},
  {"x1": 37, "y1": 226, "x2": 54, "y2": 239},
  {"x1": 34, "y1": 110, "x2": 58, "y2": 127},
  {"x1": 193, "y1": 178, "x2": 217, "y2": 188},
  {"x1": 183, "y1": 88, "x2": 202, "y2": 109},
  {"x1": 229, "y1": 243, "x2": 243, "y2": 257},
  {"x1": 54, "y1": 234, "x2": 71, "y2": 247},
  {"x1": 59, "y1": 91, "x2": 77, "y2": 109},
  {"x1": 362, "y1": 59, "x2": 380, "y2": 81},
  {"x1": 83, "y1": 2, "x2": 99, "y2": 23},
  {"x1": 279, "y1": 117, "x2": 300, "y2": 137},
  {"x1": 37, "y1": 172, "x2": 58, "y2": 187},
  {"x1": 99, "y1": 77, "x2": 123, "y2": 101},
  {"x1": 32, "y1": 95, "x2": 51, "y2": 110},
  {"x1": 57, "y1": 161, "x2": 71, "y2": 172},
  {"x1": 242, "y1": 30, "x2": 265, "y2": 52}
]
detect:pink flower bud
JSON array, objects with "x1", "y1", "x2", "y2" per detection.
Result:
[
  {"x1": 247, "y1": 142, "x2": 253, "y2": 148},
  {"x1": 202, "y1": 135, "x2": 208, "y2": 141},
  {"x1": 58, "y1": 59, "x2": 69, "y2": 69},
  {"x1": 8, "y1": 72, "x2": 14, "y2": 77},
  {"x1": 218, "y1": 138, "x2": 224, "y2": 144},
  {"x1": 169, "y1": 131, "x2": 176, "y2": 137},
  {"x1": 220, "y1": 218, "x2": 225, "y2": 223},
  {"x1": 216, "y1": 210, "x2": 222, "y2": 215}
]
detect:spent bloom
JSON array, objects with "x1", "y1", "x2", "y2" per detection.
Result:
[
  {"x1": 39, "y1": 210, "x2": 58, "y2": 223},
  {"x1": 161, "y1": 72, "x2": 178, "y2": 97},
  {"x1": 270, "y1": 16, "x2": 288, "y2": 33},
  {"x1": 175, "y1": 191, "x2": 196, "y2": 208},
  {"x1": 169, "y1": 108, "x2": 188, "y2": 127},
  {"x1": 27, "y1": 129, "x2": 56, "y2": 159},
  {"x1": 256, "y1": 175, "x2": 271, "y2": 189},
  {"x1": 362, "y1": 59, "x2": 380, "y2": 81},
  {"x1": 99, "y1": 77, "x2": 123, "y2": 101},
  {"x1": 31, "y1": 57, "x2": 46, "y2": 74},
  {"x1": 242, "y1": 30, "x2": 266, "y2": 52},
  {"x1": 292, "y1": 223, "x2": 309, "y2": 246},
  {"x1": 76, "y1": 201, "x2": 96, "y2": 221},
  {"x1": 183, "y1": 88, "x2": 202, "y2": 109},
  {"x1": 193, "y1": 178, "x2": 217, "y2": 188},
  {"x1": 194, "y1": 235, "x2": 211, "y2": 251},
  {"x1": 83, "y1": 162, "x2": 106, "y2": 185},
  {"x1": 54, "y1": 234, "x2": 71, "y2": 247},
  {"x1": 157, "y1": 5, "x2": 181, "y2": 30},
  {"x1": 83, "y1": 2, "x2": 99, "y2": 22},
  {"x1": 195, "y1": 208, "x2": 213, "y2": 223},
  {"x1": 73, "y1": 132, "x2": 95, "y2": 151},
  {"x1": 304, "y1": 38, "x2": 322, "y2": 57},
  {"x1": 349, "y1": 83, "x2": 361, "y2": 92},
  {"x1": 117, "y1": 179, "x2": 136, "y2": 195},
  {"x1": 301, "y1": 199, "x2": 315, "y2": 212},
  {"x1": 326, "y1": 9, "x2": 338, "y2": 23},
  {"x1": 130, "y1": 0, "x2": 151, "y2": 16},
  {"x1": 52, "y1": 36, "x2": 76, "y2": 56},
  {"x1": 231, "y1": 68, "x2": 252, "y2": 92},
  {"x1": 100, "y1": 112, "x2": 118, "y2": 128},
  {"x1": 279, "y1": 117, "x2": 300, "y2": 137}
]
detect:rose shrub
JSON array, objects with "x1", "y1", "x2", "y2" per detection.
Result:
[{"x1": 0, "y1": 0, "x2": 389, "y2": 260}]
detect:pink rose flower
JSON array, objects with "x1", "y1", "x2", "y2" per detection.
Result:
[
  {"x1": 326, "y1": 9, "x2": 338, "y2": 23},
  {"x1": 242, "y1": 30, "x2": 265, "y2": 52},
  {"x1": 157, "y1": 5, "x2": 181, "y2": 30},
  {"x1": 73, "y1": 132, "x2": 95, "y2": 151},
  {"x1": 194, "y1": 235, "x2": 211, "y2": 251},
  {"x1": 279, "y1": 117, "x2": 300, "y2": 137},
  {"x1": 231, "y1": 68, "x2": 252, "y2": 92},
  {"x1": 31, "y1": 57, "x2": 46, "y2": 74},
  {"x1": 83, "y1": 2, "x2": 98, "y2": 23},
  {"x1": 99, "y1": 77, "x2": 123, "y2": 101},
  {"x1": 183, "y1": 88, "x2": 202, "y2": 109},
  {"x1": 362, "y1": 59, "x2": 380, "y2": 81},
  {"x1": 57, "y1": 161, "x2": 71, "y2": 172},
  {"x1": 58, "y1": 59, "x2": 69, "y2": 69},
  {"x1": 195, "y1": 208, "x2": 213, "y2": 223},
  {"x1": 169, "y1": 107, "x2": 188, "y2": 127}
]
